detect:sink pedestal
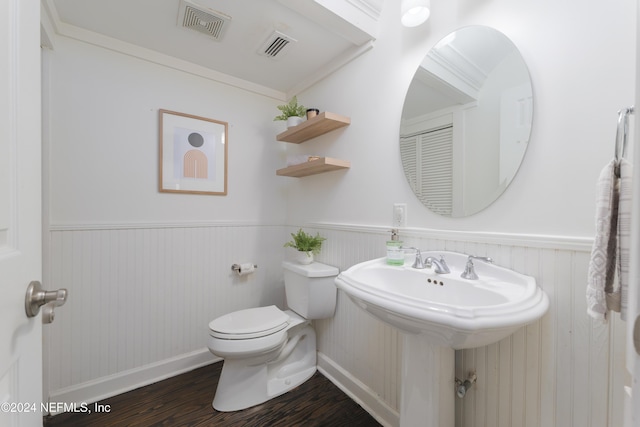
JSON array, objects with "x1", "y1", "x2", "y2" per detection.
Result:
[{"x1": 400, "y1": 333, "x2": 455, "y2": 427}]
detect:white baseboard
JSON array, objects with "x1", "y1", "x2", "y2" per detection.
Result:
[
  {"x1": 47, "y1": 348, "x2": 220, "y2": 415},
  {"x1": 317, "y1": 352, "x2": 399, "y2": 427}
]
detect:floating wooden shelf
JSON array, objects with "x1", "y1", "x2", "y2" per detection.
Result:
[
  {"x1": 276, "y1": 157, "x2": 351, "y2": 178},
  {"x1": 276, "y1": 112, "x2": 351, "y2": 144}
]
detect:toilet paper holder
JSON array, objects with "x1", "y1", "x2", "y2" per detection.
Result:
[{"x1": 231, "y1": 263, "x2": 258, "y2": 273}]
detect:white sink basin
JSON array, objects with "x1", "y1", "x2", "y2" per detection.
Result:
[{"x1": 335, "y1": 251, "x2": 549, "y2": 349}]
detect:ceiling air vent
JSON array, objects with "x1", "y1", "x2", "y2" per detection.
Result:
[
  {"x1": 178, "y1": 0, "x2": 231, "y2": 41},
  {"x1": 258, "y1": 31, "x2": 297, "y2": 59}
]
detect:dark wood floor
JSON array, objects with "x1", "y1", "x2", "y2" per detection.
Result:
[{"x1": 44, "y1": 362, "x2": 382, "y2": 427}]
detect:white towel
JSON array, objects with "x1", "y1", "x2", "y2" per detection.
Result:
[
  {"x1": 586, "y1": 158, "x2": 633, "y2": 321},
  {"x1": 587, "y1": 159, "x2": 619, "y2": 321}
]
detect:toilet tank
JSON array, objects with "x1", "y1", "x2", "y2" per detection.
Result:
[{"x1": 282, "y1": 261, "x2": 339, "y2": 319}]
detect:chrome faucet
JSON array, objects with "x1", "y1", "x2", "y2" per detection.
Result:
[
  {"x1": 461, "y1": 255, "x2": 493, "y2": 280},
  {"x1": 425, "y1": 256, "x2": 450, "y2": 274},
  {"x1": 401, "y1": 248, "x2": 450, "y2": 273}
]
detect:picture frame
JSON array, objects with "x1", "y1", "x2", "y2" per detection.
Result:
[{"x1": 159, "y1": 109, "x2": 228, "y2": 195}]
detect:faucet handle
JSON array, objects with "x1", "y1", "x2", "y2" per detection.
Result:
[
  {"x1": 412, "y1": 249, "x2": 425, "y2": 269},
  {"x1": 401, "y1": 247, "x2": 426, "y2": 269},
  {"x1": 461, "y1": 258, "x2": 478, "y2": 280},
  {"x1": 461, "y1": 255, "x2": 492, "y2": 280}
]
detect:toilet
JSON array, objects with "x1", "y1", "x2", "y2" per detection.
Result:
[{"x1": 207, "y1": 260, "x2": 339, "y2": 412}]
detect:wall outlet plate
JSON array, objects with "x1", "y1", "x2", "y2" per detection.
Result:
[{"x1": 393, "y1": 203, "x2": 407, "y2": 228}]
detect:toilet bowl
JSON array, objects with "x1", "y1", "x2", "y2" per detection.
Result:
[{"x1": 207, "y1": 261, "x2": 338, "y2": 412}]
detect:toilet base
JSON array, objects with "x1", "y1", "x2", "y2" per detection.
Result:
[{"x1": 212, "y1": 324, "x2": 317, "y2": 412}]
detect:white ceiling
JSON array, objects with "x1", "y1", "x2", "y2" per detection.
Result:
[{"x1": 42, "y1": 0, "x2": 383, "y2": 99}]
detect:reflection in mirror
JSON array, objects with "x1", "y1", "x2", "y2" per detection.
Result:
[{"x1": 400, "y1": 26, "x2": 533, "y2": 217}]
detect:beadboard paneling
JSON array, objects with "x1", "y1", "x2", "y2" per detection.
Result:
[
  {"x1": 45, "y1": 223, "x2": 625, "y2": 427},
  {"x1": 307, "y1": 224, "x2": 624, "y2": 427},
  {"x1": 44, "y1": 224, "x2": 287, "y2": 397}
]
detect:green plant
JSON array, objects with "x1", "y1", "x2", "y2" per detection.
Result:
[
  {"x1": 284, "y1": 229, "x2": 326, "y2": 254},
  {"x1": 273, "y1": 96, "x2": 306, "y2": 121}
]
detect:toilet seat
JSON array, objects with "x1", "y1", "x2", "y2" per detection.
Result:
[{"x1": 209, "y1": 305, "x2": 289, "y2": 340}]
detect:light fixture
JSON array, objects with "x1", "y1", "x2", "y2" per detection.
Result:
[{"x1": 401, "y1": 0, "x2": 431, "y2": 27}]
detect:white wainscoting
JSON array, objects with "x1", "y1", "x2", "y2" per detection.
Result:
[
  {"x1": 44, "y1": 223, "x2": 287, "y2": 406},
  {"x1": 45, "y1": 222, "x2": 625, "y2": 427},
  {"x1": 307, "y1": 223, "x2": 625, "y2": 427}
]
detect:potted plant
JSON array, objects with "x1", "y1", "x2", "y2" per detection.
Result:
[
  {"x1": 274, "y1": 96, "x2": 306, "y2": 128},
  {"x1": 284, "y1": 228, "x2": 326, "y2": 264}
]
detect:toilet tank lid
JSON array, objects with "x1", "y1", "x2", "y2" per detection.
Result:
[{"x1": 282, "y1": 261, "x2": 339, "y2": 277}]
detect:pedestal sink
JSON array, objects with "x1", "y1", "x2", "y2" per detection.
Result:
[{"x1": 334, "y1": 251, "x2": 549, "y2": 427}]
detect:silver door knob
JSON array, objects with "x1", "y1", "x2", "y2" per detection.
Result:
[{"x1": 25, "y1": 281, "x2": 67, "y2": 319}]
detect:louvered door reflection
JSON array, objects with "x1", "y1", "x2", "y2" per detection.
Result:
[{"x1": 400, "y1": 125, "x2": 453, "y2": 215}]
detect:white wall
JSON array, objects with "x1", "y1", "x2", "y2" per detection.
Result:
[
  {"x1": 47, "y1": 37, "x2": 286, "y2": 226},
  {"x1": 43, "y1": 0, "x2": 636, "y2": 426},
  {"x1": 288, "y1": 0, "x2": 636, "y2": 237},
  {"x1": 43, "y1": 36, "x2": 291, "y2": 405},
  {"x1": 289, "y1": 0, "x2": 634, "y2": 426}
]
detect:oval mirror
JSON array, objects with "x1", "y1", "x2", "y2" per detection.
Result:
[{"x1": 400, "y1": 26, "x2": 533, "y2": 217}]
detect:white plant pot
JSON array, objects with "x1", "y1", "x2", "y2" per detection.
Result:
[
  {"x1": 295, "y1": 251, "x2": 314, "y2": 265},
  {"x1": 287, "y1": 116, "x2": 304, "y2": 128}
]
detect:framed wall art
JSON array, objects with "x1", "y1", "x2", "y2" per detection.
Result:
[{"x1": 159, "y1": 109, "x2": 228, "y2": 195}]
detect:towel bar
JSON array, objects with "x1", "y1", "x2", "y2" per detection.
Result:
[{"x1": 615, "y1": 105, "x2": 635, "y2": 161}]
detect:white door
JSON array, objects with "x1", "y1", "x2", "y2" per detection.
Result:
[
  {"x1": 629, "y1": 3, "x2": 640, "y2": 425},
  {"x1": 628, "y1": 107, "x2": 640, "y2": 425},
  {"x1": 0, "y1": 0, "x2": 43, "y2": 426}
]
